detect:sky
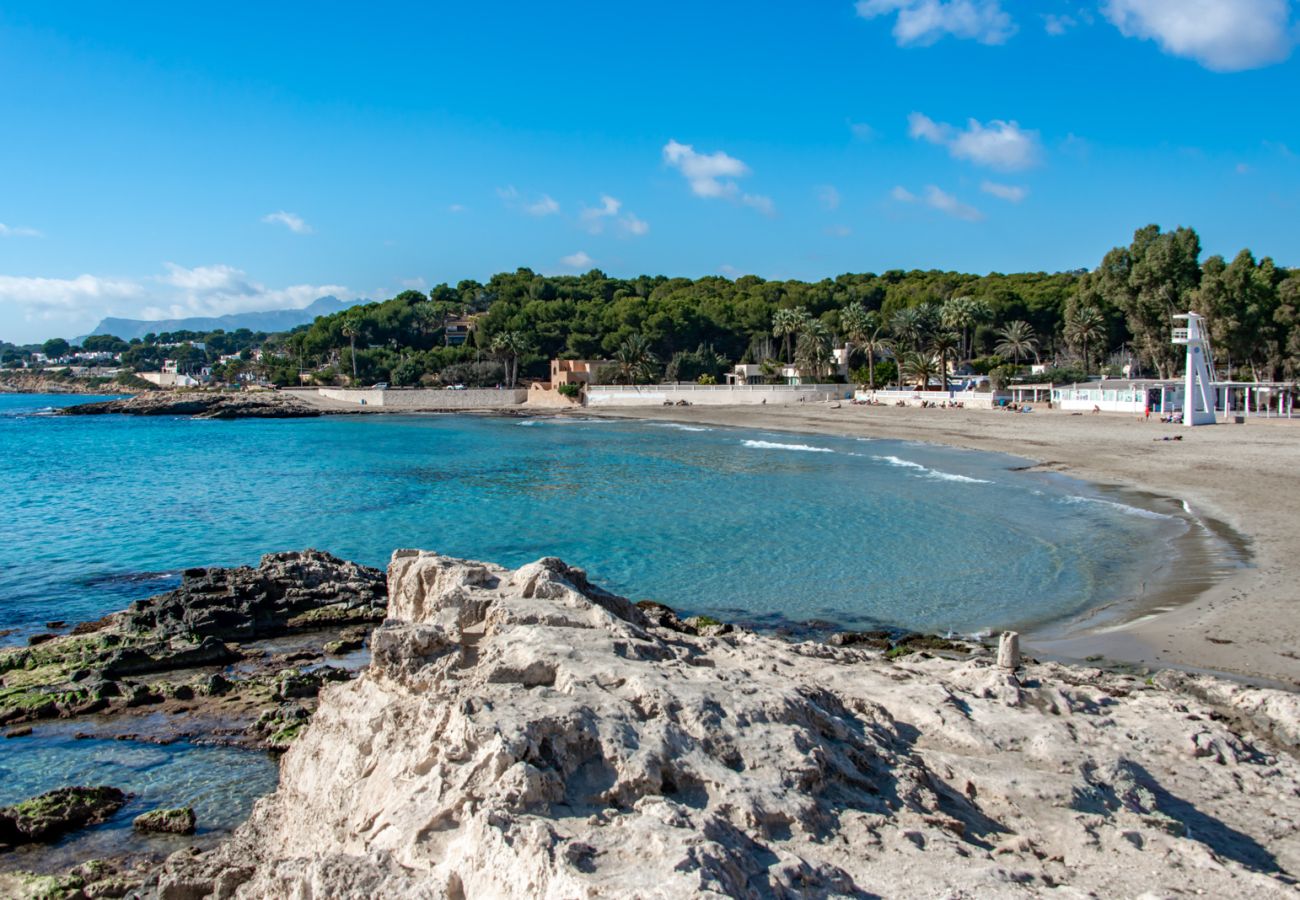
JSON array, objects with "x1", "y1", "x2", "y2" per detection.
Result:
[{"x1": 0, "y1": 0, "x2": 1298, "y2": 343}]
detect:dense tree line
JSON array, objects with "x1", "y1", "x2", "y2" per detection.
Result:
[{"x1": 287, "y1": 225, "x2": 1297, "y2": 389}]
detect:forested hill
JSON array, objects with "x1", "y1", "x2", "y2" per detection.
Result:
[{"x1": 83, "y1": 295, "x2": 367, "y2": 342}]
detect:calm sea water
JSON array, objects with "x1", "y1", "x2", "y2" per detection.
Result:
[
  {"x1": 0, "y1": 392, "x2": 1189, "y2": 857},
  {"x1": 1, "y1": 393, "x2": 1185, "y2": 639}
]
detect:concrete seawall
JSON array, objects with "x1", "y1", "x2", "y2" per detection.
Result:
[
  {"x1": 314, "y1": 388, "x2": 528, "y2": 409},
  {"x1": 586, "y1": 384, "x2": 853, "y2": 407}
]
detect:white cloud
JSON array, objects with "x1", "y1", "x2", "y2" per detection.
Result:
[
  {"x1": 855, "y1": 0, "x2": 1016, "y2": 46},
  {"x1": 1102, "y1": 0, "x2": 1294, "y2": 71},
  {"x1": 892, "y1": 184, "x2": 985, "y2": 221},
  {"x1": 980, "y1": 180, "x2": 1028, "y2": 202},
  {"x1": 0, "y1": 275, "x2": 139, "y2": 326},
  {"x1": 400, "y1": 276, "x2": 428, "y2": 289},
  {"x1": 261, "y1": 211, "x2": 312, "y2": 234},
  {"x1": 579, "y1": 194, "x2": 650, "y2": 237},
  {"x1": 0, "y1": 223, "x2": 42, "y2": 238},
  {"x1": 620, "y1": 213, "x2": 650, "y2": 236},
  {"x1": 145, "y1": 263, "x2": 351, "y2": 319},
  {"x1": 1043, "y1": 14, "x2": 1077, "y2": 35},
  {"x1": 849, "y1": 121, "x2": 876, "y2": 141},
  {"x1": 908, "y1": 112, "x2": 1042, "y2": 170},
  {"x1": 663, "y1": 139, "x2": 776, "y2": 215},
  {"x1": 496, "y1": 186, "x2": 560, "y2": 217},
  {"x1": 718, "y1": 264, "x2": 742, "y2": 277},
  {"x1": 561, "y1": 251, "x2": 594, "y2": 269},
  {"x1": 817, "y1": 185, "x2": 842, "y2": 211}
]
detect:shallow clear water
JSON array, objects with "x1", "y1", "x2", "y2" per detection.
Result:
[
  {"x1": 0, "y1": 393, "x2": 1184, "y2": 639},
  {"x1": 0, "y1": 726, "x2": 279, "y2": 870}
]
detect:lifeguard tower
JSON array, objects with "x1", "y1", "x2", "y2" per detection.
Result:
[{"x1": 1172, "y1": 312, "x2": 1217, "y2": 426}]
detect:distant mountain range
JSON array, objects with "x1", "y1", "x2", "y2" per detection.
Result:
[{"x1": 83, "y1": 295, "x2": 367, "y2": 341}]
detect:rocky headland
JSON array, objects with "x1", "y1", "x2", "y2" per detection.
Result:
[
  {"x1": 143, "y1": 550, "x2": 1299, "y2": 898},
  {"x1": 58, "y1": 391, "x2": 321, "y2": 419},
  {"x1": 0, "y1": 550, "x2": 385, "y2": 751},
  {"x1": 0, "y1": 373, "x2": 145, "y2": 395}
]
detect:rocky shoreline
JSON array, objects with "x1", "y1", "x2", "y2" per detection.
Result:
[
  {"x1": 4, "y1": 550, "x2": 1299, "y2": 897},
  {"x1": 0, "y1": 374, "x2": 145, "y2": 395},
  {"x1": 141, "y1": 550, "x2": 1297, "y2": 898},
  {"x1": 57, "y1": 391, "x2": 322, "y2": 419}
]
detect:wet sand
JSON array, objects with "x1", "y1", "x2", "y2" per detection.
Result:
[{"x1": 583, "y1": 403, "x2": 1300, "y2": 688}]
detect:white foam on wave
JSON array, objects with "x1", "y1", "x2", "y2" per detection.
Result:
[
  {"x1": 650, "y1": 422, "x2": 712, "y2": 432},
  {"x1": 742, "y1": 439, "x2": 834, "y2": 454},
  {"x1": 516, "y1": 420, "x2": 539, "y2": 427},
  {"x1": 872, "y1": 455, "x2": 991, "y2": 484},
  {"x1": 1059, "y1": 494, "x2": 1177, "y2": 521}
]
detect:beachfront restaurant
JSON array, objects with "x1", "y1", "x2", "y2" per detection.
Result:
[{"x1": 1050, "y1": 379, "x2": 1183, "y2": 414}]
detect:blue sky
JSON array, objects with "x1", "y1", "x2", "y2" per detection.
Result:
[{"x1": 1, "y1": 0, "x2": 1297, "y2": 342}]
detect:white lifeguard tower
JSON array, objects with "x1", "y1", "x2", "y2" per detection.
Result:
[{"x1": 1172, "y1": 312, "x2": 1217, "y2": 426}]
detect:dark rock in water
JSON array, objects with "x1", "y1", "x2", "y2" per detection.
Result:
[
  {"x1": 202, "y1": 673, "x2": 234, "y2": 696},
  {"x1": 133, "y1": 806, "x2": 197, "y2": 835},
  {"x1": 101, "y1": 635, "x2": 239, "y2": 678},
  {"x1": 274, "y1": 666, "x2": 350, "y2": 701},
  {"x1": 58, "y1": 390, "x2": 321, "y2": 420},
  {"x1": 44, "y1": 621, "x2": 67, "y2": 630},
  {"x1": 27, "y1": 633, "x2": 56, "y2": 647},
  {"x1": 323, "y1": 637, "x2": 364, "y2": 656},
  {"x1": 0, "y1": 786, "x2": 127, "y2": 845},
  {"x1": 123, "y1": 550, "x2": 386, "y2": 642},
  {"x1": 828, "y1": 630, "x2": 893, "y2": 649},
  {"x1": 4, "y1": 727, "x2": 32, "y2": 739}
]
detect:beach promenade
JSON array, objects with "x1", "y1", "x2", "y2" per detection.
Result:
[{"x1": 587, "y1": 403, "x2": 1300, "y2": 688}]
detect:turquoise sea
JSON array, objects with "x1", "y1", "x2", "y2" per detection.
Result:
[
  {"x1": 2, "y1": 393, "x2": 1188, "y2": 640},
  {"x1": 0, "y1": 392, "x2": 1198, "y2": 865}
]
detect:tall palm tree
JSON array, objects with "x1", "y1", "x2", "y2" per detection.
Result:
[
  {"x1": 929, "y1": 331, "x2": 961, "y2": 391},
  {"x1": 490, "y1": 331, "x2": 529, "y2": 388},
  {"x1": 772, "y1": 307, "x2": 809, "y2": 364},
  {"x1": 340, "y1": 312, "x2": 364, "y2": 382},
  {"x1": 941, "y1": 295, "x2": 992, "y2": 361},
  {"x1": 853, "y1": 312, "x2": 894, "y2": 390},
  {"x1": 614, "y1": 333, "x2": 659, "y2": 385},
  {"x1": 794, "y1": 320, "x2": 833, "y2": 381},
  {"x1": 890, "y1": 306, "x2": 926, "y2": 353},
  {"x1": 839, "y1": 301, "x2": 872, "y2": 374},
  {"x1": 900, "y1": 351, "x2": 941, "y2": 390},
  {"x1": 1065, "y1": 305, "x2": 1106, "y2": 376},
  {"x1": 994, "y1": 320, "x2": 1039, "y2": 368}
]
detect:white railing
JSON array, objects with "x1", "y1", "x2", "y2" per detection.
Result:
[{"x1": 589, "y1": 383, "x2": 843, "y2": 392}]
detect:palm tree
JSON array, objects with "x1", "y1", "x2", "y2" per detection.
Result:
[
  {"x1": 890, "y1": 306, "x2": 926, "y2": 353},
  {"x1": 839, "y1": 301, "x2": 871, "y2": 372},
  {"x1": 340, "y1": 312, "x2": 364, "y2": 382},
  {"x1": 994, "y1": 320, "x2": 1039, "y2": 368},
  {"x1": 490, "y1": 331, "x2": 529, "y2": 388},
  {"x1": 794, "y1": 320, "x2": 833, "y2": 381},
  {"x1": 1065, "y1": 305, "x2": 1106, "y2": 376},
  {"x1": 772, "y1": 307, "x2": 809, "y2": 364},
  {"x1": 900, "y1": 350, "x2": 941, "y2": 390},
  {"x1": 614, "y1": 333, "x2": 659, "y2": 385},
  {"x1": 941, "y1": 295, "x2": 992, "y2": 360},
  {"x1": 929, "y1": 331, "x2": 961, "y2": 391}
]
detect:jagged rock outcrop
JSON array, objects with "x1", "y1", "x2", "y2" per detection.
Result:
[
  {"x1": 156, "y1": 551, "x2": 1300, "y2": 898},
  {"x1": 59, "y1": 391, "x2": 320, "y2": 419},
  {"x1": 124, "y1": 550, "x2": 386, "y2": 641}
]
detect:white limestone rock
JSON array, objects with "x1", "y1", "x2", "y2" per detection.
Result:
[{"x1": 155, "y1": 551, "x2": 1300, "y2": 898}]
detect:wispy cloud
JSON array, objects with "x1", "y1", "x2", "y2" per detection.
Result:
[
  {"x1": 908, "y1": 112, "x2": 1042, "y2": 170},
  {"x1": 579, "y1": 194, "x2": 650, "y2": 237},
  {"x1": 261, "y1": 211, "x2": 312, "y2": 234},
  {"x1": 817, "y1": 185, "x2": 842, "y2": 211},
  {"x1": 849, "y1": 121, "x2": 876, "y2": 141},
  {"x1": 824, "y1": 225, "x2": 853, "y2": 237},
  {"x1": 1102, "y1": 0, "x2": 1294, "y2": 72},
  {"x1": 497, "y1": 186, "x2": 561, "y2": 217},
  {"x1": 0, "y1": 274, "x2": 138, "y2": 326},
  {"x1": 1043, "y1": 13, "x2": 1077, "y2": 35},
  {"x1": 148, "y1": 263, "x2": 350, "y2": 318},
  {"x1": 561, "y1": 251, "x2": 594, "y2": 269},
  {"x1": 448, "y1": 204, "x2": 466, "y2": 213},
  {"x1": 980, "y1": 180, "x2": 1028, "y2": 202},
  {"x1": 0, "y1": 223, "x2": 43, "y2": 238},
  {"x1": 662, "y1": 139, "x2": 775, "y2": 215},
  {"x1": 892, "y1": 184, "x2": 985, "y2": 221},
  {"x1": 855, "y1": 0, "x2": 1016, "y2": 46}
]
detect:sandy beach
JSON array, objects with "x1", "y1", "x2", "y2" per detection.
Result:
[{"x1": 582, "y1": 403, "x2": 1300, "y2": 688}]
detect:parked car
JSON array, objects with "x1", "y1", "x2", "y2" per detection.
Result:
[{"x1": 371, "y1": 382, "x2": 388, "y2": 390}]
